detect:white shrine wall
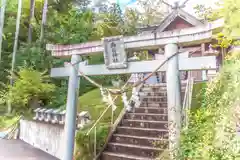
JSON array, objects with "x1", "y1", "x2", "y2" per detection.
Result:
[{"x1": 19, "y1": 119, "x2": 64, "y2": 159}]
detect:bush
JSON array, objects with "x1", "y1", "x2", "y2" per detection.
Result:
[
  {"x1": 0, "y1": 68, "x2": 56, "y2": 114},
  {"x1": 179, "y1": 51, "x2": 240, "y2": 159},
  {"x1": 191, "y1": 82, "x2": 207, "y2": 111},
  {"x1": 75, "y1": 123, "x2": 109, "y2": 160}
]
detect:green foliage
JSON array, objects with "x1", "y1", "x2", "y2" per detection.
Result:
[
  {"x1": 191, "y1": 82, "x2": 207, "y2": 111},
  {"x1": 0, "y1": 0, "x2": 135, "y2": 107},
  {"x1": 195, "y1": 0, "x2": 240, "y2": 39},
  {"x1": 0, "y1": 115, "x2": 19, "y2": 130},
  {"x1": 75, "y1": 124, "x2": 109, "y2": 160},
  {"x1": 136, "y1": 0, "x2": 164, "y2": 26},
  {"x1": 0, "y1": 68, "x2": 55, "y2": 113},
  {"x1": 194, "y1": 4, "x2": 222, "y2": 21},
  {"x1": 78, "y1": 88, "x2": 123, "y2": 122},
  {"x1": 75, "y1": 88, "x2": 124, "y2": 159},
  {"x1": 179, "y1": 51, "x2": 240, "y2": 160},
  {"x1": 221, "y1": 0, "x2": 240, "y2": 38},
  {"x1": 16, "y1": 43, "x2": 54, "y2": 70},
  {"x1": 213, "y1": 32, "x2": 234, "y2": 49}
]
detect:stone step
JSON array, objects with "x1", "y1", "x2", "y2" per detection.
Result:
[
  {"x1": 141, "y1": 96, "x2": 167, "y2": 102},
  {"x1": 143, "y1": 83, "x2": 187, "y2": 87},
  {"x1": 143, "y1": 83, "x2": 167, "y2": 87},
  {"x1": 141, "y1": 87, "x2": 186, "y2": 92},
  {"x1": 134, "y1": 107, "x2": 167, "y2": 114},
  {"x1": 140, "y1": 102, "x2": 168, "y2": 108},
  {"x1": 116, "y1": 127, "x2": 168, "y2": 138},
  {"x1": 139, "y1": 92, "x2": 167, "y2": 97},
  {"x1": 125, "y1": 113, "x2": 168, "y2": 121},
  {"x1": 106, "y1": 143, "x2": 163, "y2": 158},
  {"x1": 111, "y1": 134, "x2": 168, "y2": 148},
  {"x1": 121, "y1": 119, "x2": 168, "y2": 129},
  {"x1": 101, "y1": 152, "x2": 152, "y2": 160}
]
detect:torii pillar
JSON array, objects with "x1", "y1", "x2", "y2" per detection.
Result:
[
  {"x1": 63, "y1": 55, "x2": 81, "y2": 160},
  {"x1": 165, "y1": 43, "x2": 181, "y2": 159}
]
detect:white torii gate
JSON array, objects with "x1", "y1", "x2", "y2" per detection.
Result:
[{"x1": 47, "y1": 20, "x2": 221, "y2": 160}]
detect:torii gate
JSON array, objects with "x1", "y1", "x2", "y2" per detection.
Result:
[{"x1": 47, "y1": 18, "x2": 223, "y2": 160}]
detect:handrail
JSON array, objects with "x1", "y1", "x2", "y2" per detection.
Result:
[
  {"x1": 86, "y1": 77, "x2": 132, "y2": 136},
  {"x1": 95, "y1": 106, "x2": 127, "y2": 160},
  {"x1": 86, "y1": 96, "x2": 117, "y2": 135},
  {"x1": 95, "y1": 83, "x2": 143, "y2": 159},
  {"x1": 84, "y1": 75, "x2": 144, "y2": 159}
]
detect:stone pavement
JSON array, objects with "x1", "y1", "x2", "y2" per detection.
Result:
[{"x1": 0, "y1": 139, "x2": 59, "y2": 160}]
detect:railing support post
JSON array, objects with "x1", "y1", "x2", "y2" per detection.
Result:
[
  {"x1": 94, "y1": 126, "x2": 97, "y2": 159},
  {"x1": 165, "y1": 43, "x2": 181, "y2": 159},
  {"x1": 63, "y1": 55, "x2": 81, "y2": 160}
]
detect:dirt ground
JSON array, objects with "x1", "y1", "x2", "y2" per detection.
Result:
[{"x1": 0, "y1": 139, "x2": 59, "y2": 160}]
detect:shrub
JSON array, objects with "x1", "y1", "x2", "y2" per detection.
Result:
[
  {"x1": 75, "y1": 123, "x2": 109, "y2": 160},
  {"x1": 0, "y1": 68, "x2": 55, "y2": 114},
  {"x1": 179, "y1": 51, "x2": 240, "y2": 159}
]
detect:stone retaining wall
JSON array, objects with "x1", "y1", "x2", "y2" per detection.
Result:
[{"x1": 19, "y1": 120, "x2": 64, "y2": 159}]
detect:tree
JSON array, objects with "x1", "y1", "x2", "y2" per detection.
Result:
[
  {"x1": 122, "y1": 8, "x2": 140, "y2": 35},
  {"x1": 0, "y1": 0, "x2": 137, "y2": 111},
  {"x1": 221, "y1": 0, "x2": 240, "y2": 38},
  {"x1": 0, "y1": 0, "x2": 7, "y2": 61},
  {"x1": 194, "y1": 0, "x2": 240, "y2": 38},
  {"x1": 28, "y1": 0, "x2": 35, "y2": 43},
  {"x1": 9, "y1": 0, "x2": 23, "y2": 113},
  {"x1": 109, "y1": 2, "x2": 122, "y2": 24},
  {"x1": 0, "y1": 68, "x2": 55, "y2": 114},
  {"x1": 40, "y1": 0, "x2": 48, "y2": 43},
  {"x1": 194, "y1": 4, "x2": 221, "y2": 21},
  {"x1": 136, "y1": 0, "x2": 166, "y2": 26}
]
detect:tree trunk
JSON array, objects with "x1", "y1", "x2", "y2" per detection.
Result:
[
  {"x1": 40, "y1": 0, "x2": 48, "y2": 44},
  {"x1": 28, "y1": 0, "x2": 35, "y2": 43},
  {"x1": 8, "y1": 0, "x2": 22, "y2": 114},
  {"x1": 0, "y1": 0, "x2": 7, "y2": 61}
]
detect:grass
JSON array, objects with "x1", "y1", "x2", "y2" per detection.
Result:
[
  {"x1": 75, "y1": 88, "x2": 127, "y2": 159},
  {"x1": 78, "y1": 88, "x2": 124, "y2": 125},
  {"x1": 0, "y1": 115, "x2": 20, "y2": 131}
]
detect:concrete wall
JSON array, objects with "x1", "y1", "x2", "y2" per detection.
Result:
[{"x1": 19, "y1": 120, "x2": 64, "y2": 159}]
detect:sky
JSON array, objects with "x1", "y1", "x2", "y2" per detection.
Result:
[{"x1": 110, "y1": 0, "x2": 219, "y2": 16}]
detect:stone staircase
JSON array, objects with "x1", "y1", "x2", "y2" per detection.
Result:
[{"x1": 100, "y1": 83, "x2": 185, "y2": 160}]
